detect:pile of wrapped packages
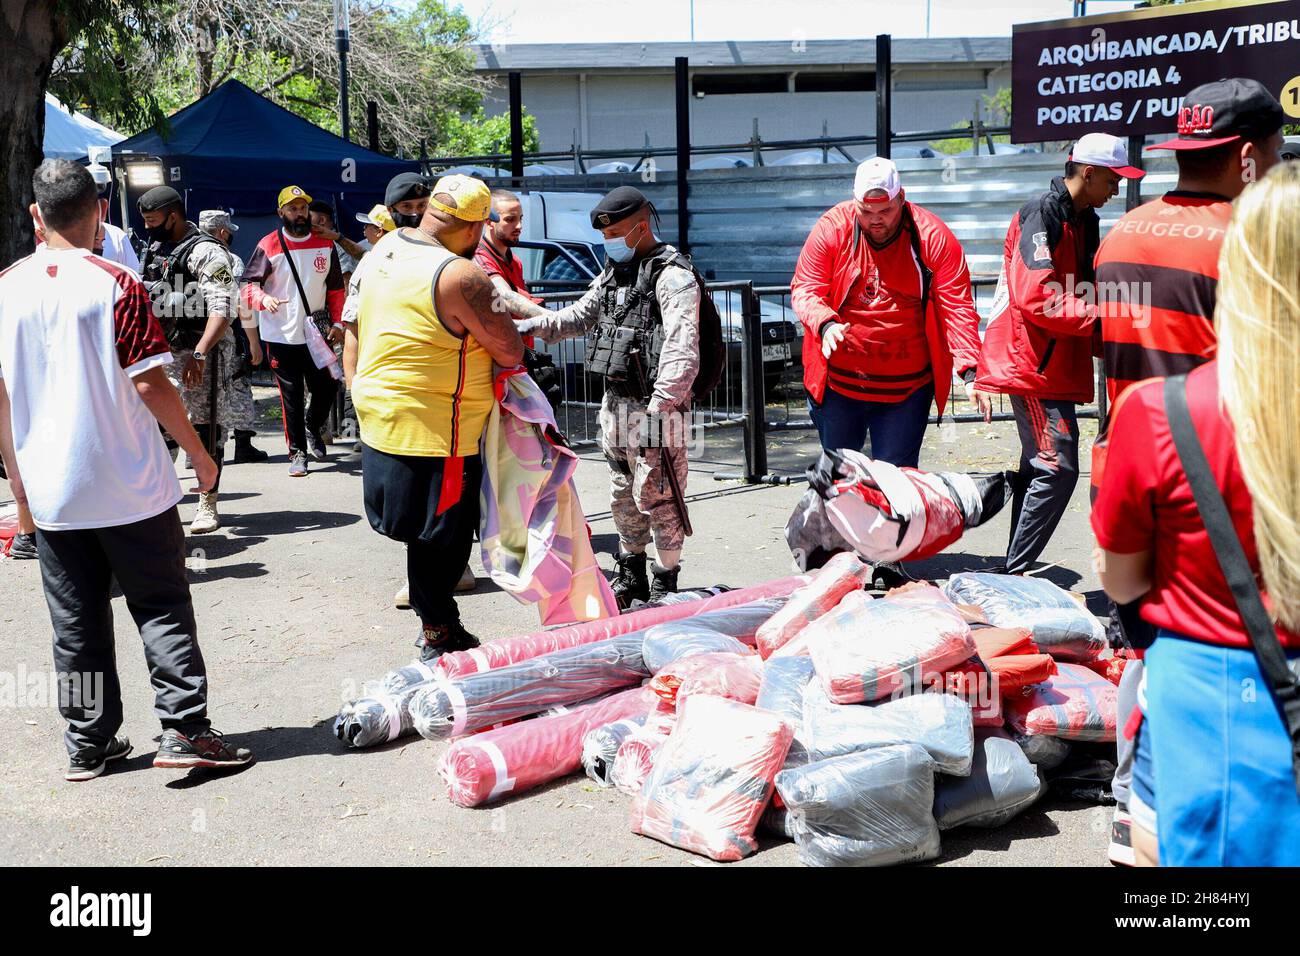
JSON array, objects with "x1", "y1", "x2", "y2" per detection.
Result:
[{"x1": 334, "y1": 557, "x2": 1123, "y2": 866}]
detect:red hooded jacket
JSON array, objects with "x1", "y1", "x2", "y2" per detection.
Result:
[
  {"x1": 976, "y1": 177, "x2": 1099, "y2": 403},
  {"x1": 792, "y1": 200, "x2": 981, "y2": 414}
]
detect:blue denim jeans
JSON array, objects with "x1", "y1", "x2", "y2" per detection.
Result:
[{"x1": 808, "y1": 383, "x2": 934, "y2": 468}]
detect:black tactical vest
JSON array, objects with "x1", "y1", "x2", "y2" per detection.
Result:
[
  {"x1": 585, "y1": 245, "x2": 679, "y2": 398},
  {"x1": 139, "y1": 226, "x2": 222, "y2": 349}
]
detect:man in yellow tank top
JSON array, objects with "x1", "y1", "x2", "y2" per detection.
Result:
[{"x1": 352, "y1": 174, "x2": 525, "y2": 661}]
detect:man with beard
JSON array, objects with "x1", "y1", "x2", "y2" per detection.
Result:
[
  {"x1": 241, "y1": 185, "x2": 345, "y2": 477},
  {"x1": 136, "y1": 186, "x2": 240, "y2": 534},
  {"x1": 474, "y1": 189, "x2": 543, "y2": 321}
]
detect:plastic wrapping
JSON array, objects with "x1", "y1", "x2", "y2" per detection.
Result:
[
  {"x1": 1012, "y1": 730, "x2": 1072, "y2": 770},
  {"x1": 437, "y1": 686, "x2": 652, "y2": 807},
  {"x1": 629, "y1": 585, "x2": 732, "y2": 610},
  {"x1": 802, "y1": 680, "x2": 975, "y2": 775},
  {"x1": 941, "y1": 659, "x2": 1004, "y2": 727},
  {"x1": 611, "y1": 730, "x2": 668, "y2": 796},
  {"x1": 410, "y1": 633, "x2": 647, "y2": 741},
  {"x1": 1007, "y1": 662, "x2": 1119, "y2": 743},
  {"x1": 775, "y1": 744, "x2": 941, "y2": 867},
  {"x1": 757, "y1": 656, "x2": 817, "y2": 769},
  {"x1": 808, "y1": 586, "x2": 976, "y2": 703},
  {"x1": 933, "y1": 729, "x2": 1045, "y2": 830},
  {"x1": 772, "y1": 591, "x2": 873, "y2": 660},
  {"x1": 649, "y1": 652, "x2": 764, "y2": 709},
  {"x1": 435, "y1": 576, "x2": 806, "y2": 679},
  {"x1": 760, "y1": 802, "x2": 797, "y2": 840},
  {"x1": 640, "y1": 599, "x2": 783, "y2": 673},
  {"x1": 786, "y1": 450, "x2": 1011, "y2": 566},
  {"x1": 755, "y1": 553, "x2": 870, "y2": 659},
  {"x1": 942, "y1": 573, "x2": 1106, "y2": 662},
  {"x1": 582, "y1": 715, "x2": 648, "y2": 787},
  {"x1": 333, "y1": 660, "x2": 442, "y2": 748},
  {"x1": 629, "y1": 696, "x2": 795, "y2": 862}
]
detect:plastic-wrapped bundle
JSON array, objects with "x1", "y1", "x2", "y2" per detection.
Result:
[
  {"x1": 760, "y1": 802, "x2": 796, "y2": 840},
  {"x1": 411, "y1": 632, "x2": 647, "y2": 741},
  {"x1": 640, "y1": 599, "x2": 784, "y2": 673},
  {"x1": 775, "y1": 744, "x2": 941, "y2": 867},
  {"x1": 612, "y1": 730, "x2": 668, "y2": 796},
  {"x1": 755, "y1": 553, "x2": 870, "y2": 659},
  {"x1": 772, "y1": 591, "x2": 874, "y2": 660},
  {"x1": 941, "y1": 659, "x2": 1004, "y2": 727},
  {"x1": 649, "y1": 652, "x2": 764, "y2": 709},
  {"x1": 435, "y1": 576, "x2": 806, "y2": 679},
  {"x1": 802, "y1": 680, "x2": 974, "y2": 775},
  {"x1": 438, "y1": 686, "x2": 652, "y2": 807},
  {"x1": 1012, "y1": 730, "x2": 1072, "y2": 770},
  {"x1": 809, "y1": 586, "x2": 976, "y2": 703},
  {"x1": 942, "y1": 573, "x2": 1106, "y2": 663},
  {"x1": 629, "y1": 696, "x2": 795, "y2": 862},
  {"x1": 1007, "y1": 662, "x2": 1118, "y2": 742},
  {"x1": 334, "y1": 681, "x2": 431, "y2": 748},
  {"x1": 786, "y1": 449, "x2": 1011, "y2": 566},
  {"x1": 582, "y1": 715, "x2": 648, "y2": 787},
  {"x1": 333, "y1": 659, "x2": 443, "y2": 748},
  {"x1": 756, "y1": 656, "x2": 816, "y2": 768},
  {"x1": 933, "y1": 729, "x2": 1045, "y2": 830}
]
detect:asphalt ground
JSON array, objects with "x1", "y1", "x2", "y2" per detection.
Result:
[{"x1": 0, "y1": 391, "x2": 1114, "y2": 867}]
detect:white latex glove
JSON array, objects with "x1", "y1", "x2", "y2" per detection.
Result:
[{"x1": 821, "y1": 322, "x2": 847, "y2": 360}]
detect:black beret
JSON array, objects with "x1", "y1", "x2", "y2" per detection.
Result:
[
  {"x1": 386, "y1": 172, "x2": 431, "y2": 207},
  {"x1": 137, "y1": 186, "x2": 183, "y2": 212},
  {"x1": 590, "y1": 186, "x2": 648, "y2": 229}
]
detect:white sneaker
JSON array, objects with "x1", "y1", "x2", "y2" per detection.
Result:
[
  {"x1": 190, "y1": 493, "x2": 220, "y2": 534},
  {"x1": 1108, "y1": 808, "x2": 1136, "y2": 867},
  {"x1": 455, "y1": 565, "x2": 476, "y2": 593},
  {"x1": 394, "y1": 583, "x2": 411, "y2": 609}
]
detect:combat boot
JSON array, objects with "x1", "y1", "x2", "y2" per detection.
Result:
[
  {"x1": 648, "y1": 561, "x2": 680, "y2": 604},
  {"x1": 232, "y1": 430, "x2": 268, "y2": 463},
  {"x1": 611, "y1": 551, "x2": 650, "y2": 610},
  {"x1": 190, "y1": 492, "x2": 220, "y2": 534}
]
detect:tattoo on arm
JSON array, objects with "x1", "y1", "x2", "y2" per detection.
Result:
[{"x1": 456, "y1": 266, "x2": 525, "y2": 364}]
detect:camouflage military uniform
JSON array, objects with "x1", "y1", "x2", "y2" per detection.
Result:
[
  {"x1": 527, "y1": 249, "x2": 700, "y2": 554},
  {"x1": 225, "y1": 251, "x2": 257, "y2": 432},
  {"x1": 150, "y1": 227, "x2": 239, "y2": 442}
]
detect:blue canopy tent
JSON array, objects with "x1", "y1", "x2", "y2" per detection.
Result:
[{"x1": 112, "y1": 80, "x2": 418, "y2": 261}]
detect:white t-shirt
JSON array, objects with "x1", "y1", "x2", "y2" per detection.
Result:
[
  {"x1": 100, "y1": 223, "x2": 141, "y2": 273},
  {"x1": 242, "y1": 230, "x2": 344, "y2": 345},
  {"x1": 0, "y1": 246, "x2": 181, "y2": 530}
]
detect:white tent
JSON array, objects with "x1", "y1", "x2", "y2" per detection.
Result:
[{"x1": 43, "y1": 93, "x2": 123, "y2": 161}]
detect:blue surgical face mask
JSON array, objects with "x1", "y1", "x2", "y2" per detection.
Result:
[{"x1": 604, "y1": 223, "x2": 642, "y2": 264}]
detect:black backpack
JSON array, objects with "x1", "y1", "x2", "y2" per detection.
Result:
[{"x1": 652, "y1": 250, "x2": 725, "y2": 401}]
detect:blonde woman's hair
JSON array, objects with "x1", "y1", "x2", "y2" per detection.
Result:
[{"x1": 1215, "y1": 161, "x2": 1300, "y2": 631}]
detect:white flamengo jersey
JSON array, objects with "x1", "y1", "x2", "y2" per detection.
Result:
[{"x1": 0, "y1": 246, "x2": 181, "y2": 530}]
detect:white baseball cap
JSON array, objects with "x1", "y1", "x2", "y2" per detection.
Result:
[
  {"x1": 854, "y1": 156, "x2": 902, "y2": 203},
  {"x1": 1069, "y1": 133, "x2": 1145, "y2": 179}
]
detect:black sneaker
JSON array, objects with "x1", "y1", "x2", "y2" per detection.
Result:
[
  {"x1": 309, "y1": 430, "x2": 328, "y2": 462},
  {"x1": 8, "y1": 532, "x2": 38, "y2": 560},
  {"x1": 66, "y1": 734, "x2": 133, "y2": 782},
  {"x1": 648, "y1": 561, "x2": 680, "y2": 604},
  {"x1": 153, "y1": 728, "x2": 254, "y2": 770},
  {"x1": 415, "y1": 621, "x2": 481, "y2": 663},
  {"x1": 610, "y1": 552, "x2": 650, "y2": 610}
]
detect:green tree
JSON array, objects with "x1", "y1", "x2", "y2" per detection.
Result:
[
  {"x1": 1, "y1": 1, "x2": 175, "y2": 266},
  {"x1": 102, "y1": 0, "x2": 491, "y2": 156},
  {"x1": 434, "y1": 109, "x2": 540, "y2": 161}
]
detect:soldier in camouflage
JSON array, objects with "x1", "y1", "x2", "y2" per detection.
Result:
[
  {"x1": 515, "y1": 186, "x2": 700, "y2": 608},
  {"x1": 199, "y1": 210, "x2": 267, "y2": 465},
  {"x1": 137, "y1": 187, "x2": 242, "y2": 535}
]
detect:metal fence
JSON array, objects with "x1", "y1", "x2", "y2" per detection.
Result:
[{"x1": 536, "y1": 275, "x2": 1109, "y2": 485}]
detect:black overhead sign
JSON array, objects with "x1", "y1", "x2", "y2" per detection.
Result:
[{"x1": 1012, "y1": 0, "x2": 1300, "y2": 143}]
